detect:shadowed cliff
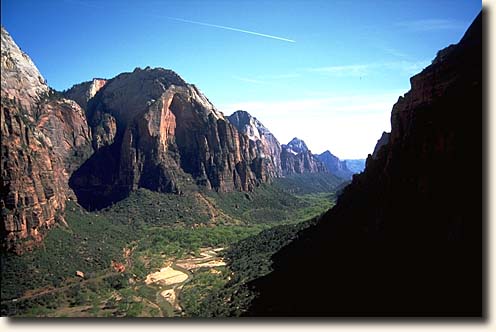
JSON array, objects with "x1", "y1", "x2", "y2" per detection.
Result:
[{"x1": 246, "y1": 12, "x2": 483, "y2": 317}]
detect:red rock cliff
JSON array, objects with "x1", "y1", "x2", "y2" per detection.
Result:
[
  {"x1": 1, "y1": 27, "x2": 93, "y2": 252},
  {"x1": 69, "y1": 67, "x2": 277, "y2": 210}
]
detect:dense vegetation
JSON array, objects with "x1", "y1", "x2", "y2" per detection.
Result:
[
  {"x1": 180, "y1": 219, "x2": 318, "y2": 317},
  {"x1": 272, "y1": 172, "x2": 343, "y2": 195},
  {"x1": 1, "y1": 173, "x2": 344, "y2": 317},
  {"x1": 1, "y1": 202, "x2": 136, "y2": 301}
]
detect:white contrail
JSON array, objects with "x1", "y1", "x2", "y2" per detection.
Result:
[{"x1": 165, "y1": 16, "x2": 296, "y2": 43}]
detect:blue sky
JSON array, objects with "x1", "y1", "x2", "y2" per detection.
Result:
[{"x1": 1, "y1": 0, "x2": 481, "y2": 158}]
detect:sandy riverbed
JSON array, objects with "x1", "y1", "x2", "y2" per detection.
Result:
[
  {"x1": 144, "y1": 247, "x2": 226, "y2": 316},
  {"x1": 145, "y1": 266, "x2": 189, "y2": 285}
]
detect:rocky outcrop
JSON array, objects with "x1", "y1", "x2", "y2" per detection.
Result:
[
  {"x1": 1, "y1": 27, "x2": 93, "y2": 252},
  {"x1": 36, "y1": 98, "x2": 93, "y2": 174},
  {"x1": 247, "y1": 12, "x2": 482, "y2": 316},
  {"x1": 70, "y1": 67, "x2": 275, "y2": 210},
  {"x1": 280, "y1": 137, "x2": 326, "y2": 174},
  {"x1": 63, "y1": 78, "x2": 114, "y2": 150},
  {"x1": 371, "y1": 131, "x2": 390, "y2": 159},
  {"x1": 63, "y1": 78, "x2": 107, "y2": 111},
  {"x1": 228, "y1": 110, "x2": 282, "y2": 178},
  {"x1": 316, "y1": 150, "x2": 353, "y2": 179}
]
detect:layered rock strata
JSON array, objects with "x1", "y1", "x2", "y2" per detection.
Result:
[{"x1": 1, "y1": 27, "x2": 93, "y2": 252}]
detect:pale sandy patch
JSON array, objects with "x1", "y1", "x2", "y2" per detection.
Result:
[
  {"x1": 160, "y1": 289, "x2": 176, "y2": 303},
  {"x1": 145, "y1": 266, "x2": 188, "y2": 285},
  {"x1": 176, "y1": 259, "x2": 225, "y2": 270},
  {"x1": 160, "y1": 288, "x2": 182, "y2": 311},
  {"x1": 175, "y1": 247, "x2": 226, "y2": 271},
  {"x1": 196, "y1": 259, "x2": 226, "y2": 268}
]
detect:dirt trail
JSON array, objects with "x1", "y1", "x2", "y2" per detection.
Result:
[
  {"x1": 4, "y1": 271, "x2": 121, "y2": 304},
  {"x1": 2, "y1": 244, "x2": 137, "y2": 305}
]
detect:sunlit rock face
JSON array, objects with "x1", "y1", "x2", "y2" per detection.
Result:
[
  {"x1": 69, "y1": 68, "x2": 276, "y2": 210},
  {"x1": 247, "y1": 12, "x2": 482, "y2": 316},
  {"x1": 1, "y1": 27, "x2": 93, "y2": 252},
  {"x1": 1, "y1": 27, "x2": 49, "y2": 111},
  {"x1": 228, "y1": 110, "x2": 283, "y2": 178},
  {"x1": 228, "y1": 111, "x2": 334, "y2": 178}
]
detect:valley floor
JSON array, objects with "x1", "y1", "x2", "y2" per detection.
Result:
[{"x1": 0, "y1": 173, "x2": 342, "y2": 317}]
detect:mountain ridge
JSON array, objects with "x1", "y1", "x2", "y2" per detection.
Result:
[
  {"x1": 280, "y1": 137, "x2": 327, "y2": 175},
  {"x1": 67, "y1": 67, "x2": 279, "y2": 210},
  {"x1": 316, "y1": 150, "x2": 353, "y2": 179}
]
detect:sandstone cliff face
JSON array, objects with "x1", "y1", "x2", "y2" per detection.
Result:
[
  {"x1": 316, "y1": 150, "x2": 353, "y2": 179},
  {"x1": 0, "y1": 27, "x2": 48, "y2": 111},
  {"x1": 1, "y1": 27, "x2": 93, "y2": 252},
  {"x1": 248, "y1": 12, "x2": 482, "y2": 316},
  {"x1": 36, "y1": 98, "x2": 93, "y2": 174},
  {"x1": 1, "y1": 99, "x2": 66, "y2": 252},
  {"x1": 280, "y1": 138, "x2": 327, "y2": 175},
  {"x1": 228, "y1": 110, "x2": 282, "y2": 178},
  {"x1": 70, "y1": 68, "x2": 274, "y2": 210}
]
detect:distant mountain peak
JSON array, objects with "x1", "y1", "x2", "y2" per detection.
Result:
[
  {"x1": 316, "y1": 150, "x2": 353, "y2": 180},
  {"x1": 228, "y1": 110, "x2": 283, "y2": 176},
  {"x1": 284, "y1": 137, "x2": 309, "y2": 154},
  {"x1": 320, "y1": 150, "x2": 335, "y2": 158},
  {"x1": 228, "y1": 110, "x2": 272, "y2": 141},
  {"x1": 118, "y1": 66, "x2": 189, "y2": 89}
]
